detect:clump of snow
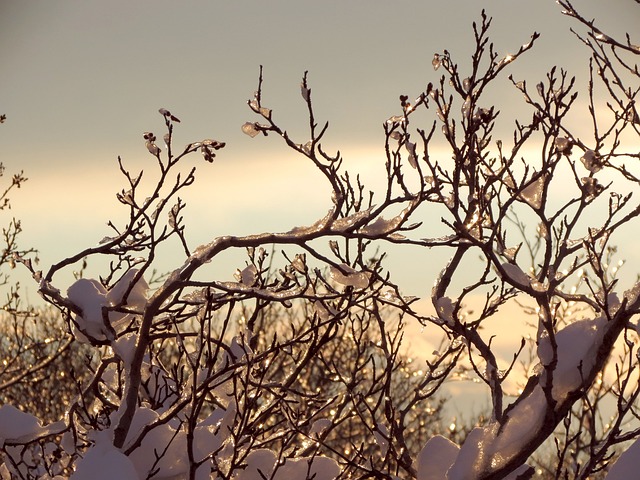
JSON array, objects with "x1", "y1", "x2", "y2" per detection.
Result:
[
  {"x1": 71, "y1": 431, "x2": 138, "y2": 480},
  {"x1": 67, "y1": 269, "x2": 148, "y2": 344},
  {"x1": 0, "y1": 405, "x2": 43, "y2": 446},
  {"x1": 67, "y1": 278, "x2": 112, "y2": 342},
  {"x1": 537, "y1": 315, "x2": 608, "y2": 400},
  {"x1": 309, "y1": 418, "x2": 333, "y2": 436},
  {"x1": 276, "y1": 456, "x2": 341, "y2": 480},
  {"x1": 417, "y1": 435, "x2": 459, "y2": 479},
  {"x1": 446, "y1": 311, "x2": 614, "y2": 477},
  {"x1": 434, "y1": 296, "x2": 456, "y2": 326},
  {"x1": 605, "y1": 436, "x2": 640, "y2": 479},
  {"x1": 232, "y1": 449, "x2": 340, "y2": 480},
  {"x1": 234, "y1": 449, "x2": 277, "y2": 480},
  {"x1": 447, "y1": 387, "x2": 543, "y2": 478},
  {"x1": 112, "y1": 332, "x2": 137, "y2": 366}
]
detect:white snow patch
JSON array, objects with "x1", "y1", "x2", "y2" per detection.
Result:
[
  {"x1": 0, "y1": 405, "x2": 42, "y2": 445},
  {"x1": 67, "y1": 269, "x2": 148, "y2": 343},
  {"x1": 537, "y1": 315, "x2": 608, "y2": 400},
  {"x1": 605, "y1": 436, "x2": 640, "y2": 479},
  {"x1": 71, "y1": 431, "x2": 138, "y2": 480},
  {"x1": 416, "y1": 435, "x2": 459, "y2": 480}
]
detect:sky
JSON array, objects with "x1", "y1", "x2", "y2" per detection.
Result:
[{"x1": 1, "y1": 1, "x2": 639, "y2": 304}]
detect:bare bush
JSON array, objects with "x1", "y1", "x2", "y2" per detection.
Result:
[{"x1": 2, "y1": 2, "x2": 640, "y2": 479}]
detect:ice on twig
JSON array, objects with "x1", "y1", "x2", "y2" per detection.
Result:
[
  {"x1": 581, "y1": 150, "x2": 603, "y2": 173},
  {"x1": 291, "y1": 254, "x2": 307, "y2": 274},
  {"x1": 500, "y1": 263, "x2": 531, "y2": 287},
  {"x1": 374, "y1": 423, "x2": 389, "y2": 458},
  {"x1": 329, "y1": 264, "x2": 371, "y2": 289},
  {"x1": 300, "y1": 83, "x2": 311, "y2": 102},
  {"x1": 241, "y1": 122, "x2": 260, "y2": 138},
  {"x1": 461, "y1": 96, "x2": 472, "y2": 119},
  {"x1": 314, "y1": 300, "x2": 337, "y2": 321},
  {"x1": 359, "y1": 213, "x2": 404, "y2": 236},
  {"x1": 235, "y1": 265, "x2": 258, "y2": 286},
  {"x1": 331, "y1": 207, "x2": 374, "y2": 231},
  {"x1": 518, "y1": 174, "x2": 546, "y2": 209},
  {"x1": 406, "y1": 141, "x2": 418, "y2": 168},
  {"x1": 555, "y1": 136, "x2": 572, "y2": 154},
  {"x1": 386, "y1": 115, "x2": 406, "y2": 126},
  {"x1": 435, "y1": 296, "x2": 456, "y2": 326},
  {"x1": 432, "y1": 53, "x2": 441, "y2": 70}
]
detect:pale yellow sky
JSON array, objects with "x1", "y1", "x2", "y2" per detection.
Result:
[{"x1": 1, "y1": 0, "x2": 639, "y2": 298}]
